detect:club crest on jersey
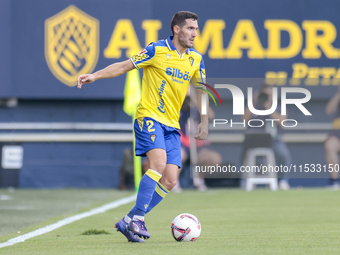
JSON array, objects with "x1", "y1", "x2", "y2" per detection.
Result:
[
  {"x1": 189, "y1": 56, "x2": 194, "y2": 66},
  {"x1": 150, "y1": 135, "x2": 156, "y2": 143},
  {"x1": 45, "y1": 5, "x2": 99, "y2": 87},
  {"x1": 166, "y1": 54, "x2": 171, "y2": 60}
]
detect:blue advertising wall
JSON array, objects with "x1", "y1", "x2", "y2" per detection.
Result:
[
  {"x1": 1, "y1": 0, "x2": 340, "y2": 98},
  {"x1": 0, "y1": 0, "x2": 339, "y2": 188}
]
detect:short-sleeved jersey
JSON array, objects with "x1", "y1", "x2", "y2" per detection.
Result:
[{"x1": 130, "y1": 36, "x2": 206, "y2": 129}]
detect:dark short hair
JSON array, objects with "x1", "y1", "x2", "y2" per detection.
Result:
[{"x1": 171, "y1": 11, "x2": 198, "y2": 35}]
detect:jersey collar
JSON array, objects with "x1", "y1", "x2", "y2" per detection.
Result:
[{"x1": 166, "y1": 36, "x2": 190, "y2": 55}]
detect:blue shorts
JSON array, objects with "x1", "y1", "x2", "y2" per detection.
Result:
[{"x1": 134, "y1": 117, "x2": 181, "y2": 168}]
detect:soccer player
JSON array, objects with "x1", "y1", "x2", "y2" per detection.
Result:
[{"x1": 77, "y1": 11, "x2": 208, "y2": 242}]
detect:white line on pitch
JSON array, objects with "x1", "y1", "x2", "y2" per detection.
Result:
[
  {"x1": 0, "y1": 194, "x2": 136, "y2": 249},
  {"x1": 0, "y1": 206, "x2": 34, "y2": 210},
  {"x1": 0, "y1": 195, "x2": 13, "y2": 200}
]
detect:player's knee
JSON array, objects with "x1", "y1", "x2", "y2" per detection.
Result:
[
  {"x1": 149, "y1": 160, "x2": 167, "y2": 173},
  {"x1": 163, "y1": 178, "x2": 177, "y2": 190}
]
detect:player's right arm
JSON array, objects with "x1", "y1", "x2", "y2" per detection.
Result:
[
  {"x1": 78, "y1": 43, "x2": 155, "y2": 89},
  {"x1": 77, "y1": 60, "x2": 135, "y2": 89}
]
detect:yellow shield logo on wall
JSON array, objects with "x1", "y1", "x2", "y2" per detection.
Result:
[{"x1": 45, "y1": 5, "x2": 99, "y2": 86}]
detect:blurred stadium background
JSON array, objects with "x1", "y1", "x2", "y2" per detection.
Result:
[
  {"x1": 1, "y1": 1, "x2": 340, "y2": 253},
  {"x1": 1, "y1": 0, "x2": 339, "y2": 189}
]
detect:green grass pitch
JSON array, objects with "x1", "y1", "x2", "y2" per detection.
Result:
[{"x1": 0, "y1": 189, "x2": 340, "y2": 255}]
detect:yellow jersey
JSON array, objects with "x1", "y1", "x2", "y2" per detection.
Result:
[{"x1": 130, "y1": 36, "x2": 206, "y2": 129}]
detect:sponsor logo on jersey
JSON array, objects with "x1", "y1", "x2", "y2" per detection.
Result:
[
  {"x1": 157, "y1": 80, "x2": 166, "y2": 113},
  {"x1": 45, "y1": 5, "x2": 99, "y2": 87},
  {"x1": 166, "y1": 68, "x2": 191, "y2": 81}
]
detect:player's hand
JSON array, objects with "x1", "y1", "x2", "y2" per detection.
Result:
[
  {"x1": 194, "y1": 122, "x2": 208, "y2": 140},
  {"x1": 77, "y1": 74, "x2": 95, "y2": 89}
]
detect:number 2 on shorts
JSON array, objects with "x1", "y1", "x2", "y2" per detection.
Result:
[{"x1": 146, "y1": 120, "x2": 155, "y2": 132}]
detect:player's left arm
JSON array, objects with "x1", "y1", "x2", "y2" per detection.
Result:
[
  {"x1": 195, "y1": 88, "x2": 209, "y2": 140},
  {"x1": 192, "y1": 57, "x2": 209, "y2": 140}
]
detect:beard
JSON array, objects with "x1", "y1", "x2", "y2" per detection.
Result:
[{"x1": 178, "y1": 31, "x2": 193, "y2": 48}]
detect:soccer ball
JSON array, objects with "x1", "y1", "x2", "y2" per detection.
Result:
[{"x1": 171, "y1": 213, "x2": 201, "y2": 242}]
